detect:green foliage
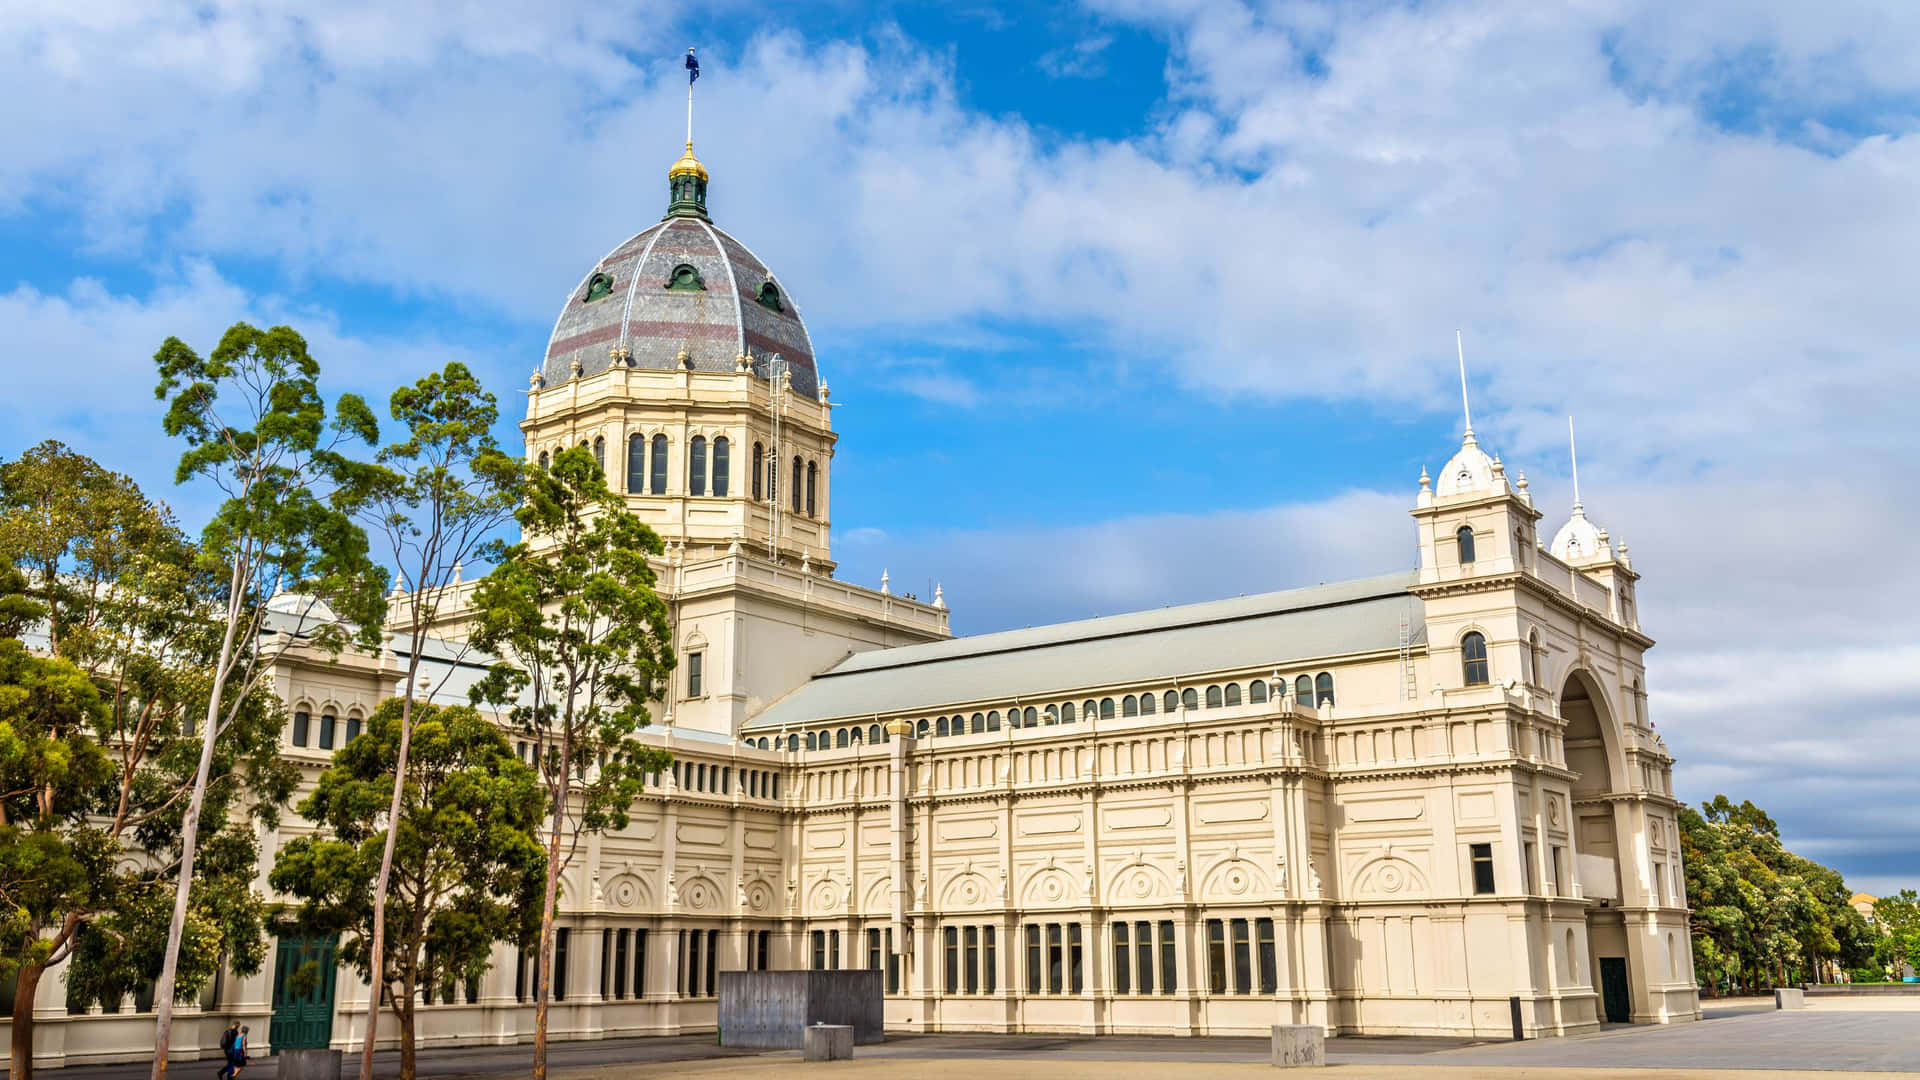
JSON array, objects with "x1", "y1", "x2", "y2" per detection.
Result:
[
  {"x1": 1681, "y1": 794, "x2": 1876, "y2": 994},
  {"x1": 0, "y1": 444, "x2": 294, "y2": 1020},
  {"x1": 1870, "y1": 890, "x2": 1920, "y2": 978},
  {"x1": 154, "y1": 323, "x2": 387, "y2": 653},
  {"x1": 270, "y1": 700, "x2": 546, "y2": 1014}
]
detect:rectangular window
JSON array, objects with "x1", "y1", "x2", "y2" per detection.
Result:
[
  {"x1": 1256, "y1": 918, "x2": 1276, "y2": 995},
  {"x1": 553, "y1": 928, "x2": 570, "y2": 1001},
  {"x1": 515, "y1": 947, "x2": 528, "y2": 1002},
  {"x1": 1026, "y1": 925, "x2": 1042, "y2": 994},
  {"x1": 687, "y1": 651, "x2": 704, "y2": 698},
  {"x1": 602, "y1": 928, "x2": 614, "y2": 999},
  {"x1": 1207, "y1": 919, "x2": 1228, "y2": 994},
  {"x1": 829, "y1": 929, "x2": 839, "y2": 969},
  {"x1": 318, "y1": 713, "x2": 336, "y2": 750},
  {"x1": 1069, "y1": 923, "x2": 1084, "y2": 994},
  {"x1": 614, "y1": 930, "x2": 629, "y2": 998},
  {"x1": 292, "y1": 710, "x2": 309, "y2": 747},
  {"x1": 1471, "y1": 843, "x2": 1497, "y2": 895},
  {"x1": 887, "y1": 929, "x2": 900, "y2": 994},
  {"x1": 344, "y1": 715, "x2": 361, "y2": 743},
  {"x1": 812, "y1": 930, "x2": 826, "y2": 971},
  {"x1": 1113, "y1": 922, "x2": 1131, "y2": 994},
  {"x1": 1159, "y1": 920, "x2": 1177, "y2": 994},
  {"x1": 756, "y1": 930, "x2": 770, "y2": 972},
  {"x1": 1047, "y1": 923, "x2": 1064, "y2": 994},
  {"x1": 944, "y1": 927, "x2": 959, "y2": 994},
  {"x1": 1653, "y1": 863, "x2": 1666, "y2": 906},
  {"x1": 706, "y1": 929, "x2": 719, "y2": 993},
  {"x1": 1551, "y1": 845, "x2": 1565, "y2": 896},
  {"x1": 1135, "y1": 921, "x2": 1154, "y2": 995},
  {"x1": 684, "y1": 929, "x2": 700, "y2": 996},
  {"x1": 983, "y1": 926, "x2": 996, "y2": 994},
  {"x1": 868, "y1": 928, "x2": 881, "y2": 975},
  {"x1": 676, "y1": 931, "x2": 688, "y2": 997},
  {"x1": 1230, "y1": 918, "x2": 1251, "y2": 994},
  {"x1": 634, "y1": 929, "x2": 647, "y2": 997},
  {"x1": 1524, "y1": 841, "x2": 1537, "y2": 894},
  {"x1": 964, "y1": 926, "x2": 980, "y2": 995}
]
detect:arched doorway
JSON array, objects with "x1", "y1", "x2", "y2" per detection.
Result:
[{"x1": 1560, "y1": 671, "x2": 1633, "y2": 1023}]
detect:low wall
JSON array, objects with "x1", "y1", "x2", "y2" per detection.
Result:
[
  {"x1": 1807, "y1": 984, "x2": 1920, "y2": 996},
  {"x1": 717, "y1": 971, "x2": 883, "y2": 1049}
]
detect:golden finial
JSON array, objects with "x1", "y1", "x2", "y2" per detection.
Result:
[{"x1": 669, "y1": 141, "x2": 708, "y2": 182}]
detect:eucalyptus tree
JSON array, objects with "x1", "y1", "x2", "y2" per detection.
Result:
[
  {"x1": 466, "y1": 447, "x2": 674, "y2": 1080},
  {"x1": 0, "y1": 445, "x2": 294, "y2": 1080},
  {"x1": 269, "y1": 699, "x2": 546, "y2": 1080},
  {"x1": 332, "y1": 362, "x2": 521, "y2": 1080},
  {"x1": 148, "y1": 323, "x2": 387, "y2": 1076}
]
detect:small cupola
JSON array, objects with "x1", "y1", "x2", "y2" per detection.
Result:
[{"x1": 666, "y1": 142, "x2": 710, "y2": 220}]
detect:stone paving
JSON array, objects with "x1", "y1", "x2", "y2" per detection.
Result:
[{"x1": 47, "y1": 998, "x2": 1920, "y2": 1078}]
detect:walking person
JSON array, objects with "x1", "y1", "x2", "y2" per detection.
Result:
[
  {"x1": 229, "y1": 1025, "x2": 251, "y2": 1079},
  {"x1": 216, "y1": 1021, "x2": 240, "y2": 1080}
]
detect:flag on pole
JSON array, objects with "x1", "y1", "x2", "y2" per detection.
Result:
[{"x1": 686, "y1": 48, "x2": 699, "y2": 84}]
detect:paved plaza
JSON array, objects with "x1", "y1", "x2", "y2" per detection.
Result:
[{"x1": 51, "y1": 999, "x2": 1920, "y2": 1079}]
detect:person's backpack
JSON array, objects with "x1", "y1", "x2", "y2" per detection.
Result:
[{"x1": 219, "y1": 1027, "x2": 236, "y2": 1054}]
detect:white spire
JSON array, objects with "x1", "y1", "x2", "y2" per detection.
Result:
[
  {"x1": 1455, "y1": 329, "x2": 1473, "y2": 438},
  {"x1": 1568, "y1": 414, "x2": 1582, "y2": 511},
  {"x1": 685, "y1": 47, "x2": 697, "y2": 146}
]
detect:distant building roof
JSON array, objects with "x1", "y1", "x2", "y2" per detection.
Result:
[{"x1": 744, "y1": 572, "x2": 1422, "y2": 731}]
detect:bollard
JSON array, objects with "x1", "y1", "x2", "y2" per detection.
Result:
[{"x1": 1510, "y1": 995, "x2": 1525, "y2": 1040}]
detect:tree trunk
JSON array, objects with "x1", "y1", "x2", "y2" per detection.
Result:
[
  {"x1": 150, "y1": 557, "x2": 249, "y2": 1080},
  {"x1": 10, "y1": 961, "x2": 43, "y2": 1080},
  {"x1": 397, "y1": 973, "x2": 417, "y2": 1080},
  {"x1": 360, "y1": 652, "x2": 421, "y2": 1080},
  {"x1": 532, "y1": 797, "x2": 564, "y2": 1080}
]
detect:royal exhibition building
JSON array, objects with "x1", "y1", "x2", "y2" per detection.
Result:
[{"x1": 13, "y1": 135, "x2": 1700, "y2": 1068}]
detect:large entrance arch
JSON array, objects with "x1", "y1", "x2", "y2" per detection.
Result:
[{"x1": 1559, "y1": 671, "x2": 1635, "y2": 1022}]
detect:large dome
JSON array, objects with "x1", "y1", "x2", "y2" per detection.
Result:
[{"x1": 543, "y1": 150, "x2": 820, "y2": 397}]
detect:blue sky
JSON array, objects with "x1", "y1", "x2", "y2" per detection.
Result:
[{"x1": 4, "y1": 1, "x2": 1919, "y2": 896}]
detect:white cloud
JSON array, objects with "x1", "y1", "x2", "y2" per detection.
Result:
[{"x1": 3, "y1": 0, "x2": 1917, "y2": 887}]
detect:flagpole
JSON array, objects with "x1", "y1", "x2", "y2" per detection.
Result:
[{"x1": 686, "y1": 72, "x2": 694, "y2": 145}]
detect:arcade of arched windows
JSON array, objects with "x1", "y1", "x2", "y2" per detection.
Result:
[
  {"x1": 534, "y1": 431, "x2": 835, "y2": 511},
  {"x1": 531, "y1": 431, "x2": 822, "y2": 516},
  {"x1": 737, "y1": 671, "x2": 1338, "y2": 754}
]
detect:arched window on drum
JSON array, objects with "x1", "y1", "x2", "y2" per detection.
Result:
[
  {"x1": 1462, "y1": 631, "x2": 1490, "y2": 686},
  {"x1": 650, "y1": 435, "x2": 669, "y2": 495}
]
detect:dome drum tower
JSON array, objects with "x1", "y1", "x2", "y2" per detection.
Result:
[{"x1": 520, "y1": 138, "x2": 951, "y2": 738}]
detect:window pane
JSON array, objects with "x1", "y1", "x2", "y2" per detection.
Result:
[
  {"x1": 1135, "y1": 921, "x2": 1154, "y2": 995},
  {"x1": 752, "y1": 443, "x2": 763, "y2": 500},
  {"x1": 965, "y1": 926, "x2": 979, "y2": 995},
  {"x1": 1224, "y1": 683, "x2": 1241, "y2": 706},
  {"x1": 1069, "y1": 924, "x2": 1084, "y2": 994},
  {"x1": 712, "y1": 437, "x2": 730, "y2": 497},
  {"x1": 1113, "y1": 922, "x2": 1131, "y2": 995},
  {"x1": 1140, "y1": 692, "x2": 1155, "y2": 715},
  {"x1": 1206, "y1": 685, "x2": 1222, "y2": 708},
  {"x1": 1047, "y1": 924, "x2": 1063, "y2": 994},
  {"x1": 1231, "y1": 918, "x2": 1251, "y2": 995},
  {"x1": 1026, "y1": 925, "x2": 1042, "y2": 994},
  {"x1": 944, "y1": 927, "x2": 959, "y2": 994},
  {"x1": 650, "y1": 434, "x2": 668, "y2": 494},
  {"x1": 292, "y1": 710, "x2": 309, "y2": 747},
  {"x1": 689, "y1": 436, "x2": 707, "y2": 496},
  {"x1": 1122, "y1": 696, "x2": 1139, "y2": 718},
  {"x1": 1315, "y1": 672, "x2": 1335, "y2": 706},
  {"x1": 1249, "y1": 680, "x2": 1268, "y2": 704},
  {"x1": 1257, "y1": 918, "x2": 1277, "y2": 994},
  {"x1": 1207, "y1": 920, "x2": 1227, "y2": 994},
  {"x1": 1295, "y1": 675, "x2": 1313, "y2": 705},
  {"x1": 1472, "y1": 843, "x2": 1497, "y2": 894},
  {"x1": 318, "y1": 714, "x2": 335, "y2": 750},
  {"x1": 984, "y1": 927, "x2": 996, "y2": 994},
  {"x1": 1159, "y1": 920, "x2": 1178, "y2": 994}
]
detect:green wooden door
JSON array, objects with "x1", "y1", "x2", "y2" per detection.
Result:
[
  {"x1": 269, "y1": 935, "x2": 338, "y2": 1050},
  {"x1": 1598, "y1": 956, "x2": 1631, "y2": 1023}
]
